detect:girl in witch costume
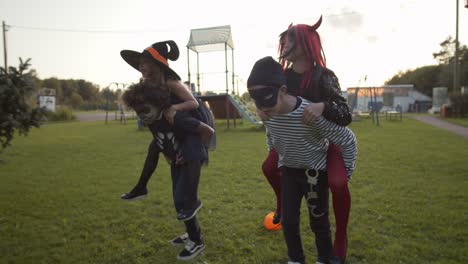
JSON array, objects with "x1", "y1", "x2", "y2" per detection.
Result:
[
  {"x1": 259, "y1": 17, "x2": 353, "y2": 264},
  {"x1": 120, "y1": 41, "x2": 214, "y2": 260},
  {"x1": 120, "y1": 40, "x2": 215, "y2": 200}
]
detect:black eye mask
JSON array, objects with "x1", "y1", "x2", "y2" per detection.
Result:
[{"x1": 248, "y1": 86, "x2": 280, "y2": 108}]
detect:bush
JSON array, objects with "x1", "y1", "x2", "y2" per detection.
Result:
[
  {"x1": 44, "y1": 106, "x2": 76, "y2": 121},
  {"x1": 449, "y1": 92, "x2": 468, "y2": 117}
]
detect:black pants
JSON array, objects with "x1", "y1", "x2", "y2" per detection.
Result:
[
  {"x1": 171, "y1": 159, "x2": 202, "y2": 243},
  {"x1": 136, "y1": 112, "x2": 202, "y2": 189},
  {"x1": 280, "y1": 167, "x2": 332, "y2": 263},
  {"x1": 135, "y1": 140, "x2": 203, "y2": 243}
]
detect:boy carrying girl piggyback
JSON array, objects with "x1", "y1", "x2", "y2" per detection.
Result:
[{"x1": 247, "y1": 56, "x2": 357, "y2": 264}]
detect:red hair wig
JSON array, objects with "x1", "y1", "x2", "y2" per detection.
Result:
[{"x1": 278, "y1": 16, "x2": 326, "y2": 95}]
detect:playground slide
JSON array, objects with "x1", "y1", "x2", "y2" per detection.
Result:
[{"x1": 227, "y1": 95, "x2": 263, "y2": 127}]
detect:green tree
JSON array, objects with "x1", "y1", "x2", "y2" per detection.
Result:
[
  {"x1": 69, "y1": 92, "x2": 84, "y2": 109},
  {"x1": 386, "y1": 65, "x2": 442, "y2": 96},
  {"x1": 432, "y1": 36, "x2": 468, "y2": 91},
  {"x1": 0, "y1": 58, "x2": 45, "y2": 151},
  {"x1": 76, "y1": 79, "x2": 99, "y2": 101},
  {"x1": 42, "y1": 77, "x2": 63, "y2": 103},
  {"x1": 386, "y1": 36, "x2": 468, "y2": 94},
  {"x1": 61, "y1": 79, "x2": 79, "y2": 102},
  {"x1": 460, "y1": 48, "x2": 468, "y2": 87},
  {"x1": 101, "y1": 87, "x2": 120, "y2": 110},
  {"x1": 432, "y1": 36, "x2": 456, "y2": 64}
]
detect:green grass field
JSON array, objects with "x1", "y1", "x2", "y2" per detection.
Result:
[
  {"x1": 0, "y1": 117, "x2": 467, "y2": 264},
  {"x1": 444, "y1": 117, "x2": 468, "y2": 128}
]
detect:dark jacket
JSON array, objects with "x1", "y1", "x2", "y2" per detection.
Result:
[{"x1": 285, "y1": 65, "x2": 352, "y2": 126}]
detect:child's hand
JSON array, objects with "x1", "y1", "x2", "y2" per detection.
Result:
[
  {"x1": 175, "y1": 151, "x2": 185, "y2": 165},
  {"x1": 303, "y1": 102, "x2": 324, "y2": 125},
  {"x1": 163, "y1": 106, "x2": 177, "y2": 125}
]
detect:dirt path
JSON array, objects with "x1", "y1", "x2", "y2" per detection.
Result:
[
  {"x1": 76, "y1": 113, "x2": 110, "y2": 122},
  {"x1": 76, "y1": 112, "x2": 137, "y2": 123},
  {"x1": 410, "y1": 115, "x2": 468, "y2": 138}
]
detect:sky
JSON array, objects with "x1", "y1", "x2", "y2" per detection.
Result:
[{"x1": 0, "y1": 0, "x2": 467, "y2": 94}]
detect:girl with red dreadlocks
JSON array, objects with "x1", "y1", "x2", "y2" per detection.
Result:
[{"x1": 259, "y1": 16, "x2": 353, "y2": 264}]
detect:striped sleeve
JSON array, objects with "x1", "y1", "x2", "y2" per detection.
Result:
[
  {"x1": 266, "y1": 127, "x2": 273, "y2": 152},
  {"x1": 315, "y1": 117, "x2": 357, "y2": 178}
]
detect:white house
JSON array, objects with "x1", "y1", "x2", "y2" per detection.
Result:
[{"x1": 346, "y1": 84, "x2": 432, "y2": 113}]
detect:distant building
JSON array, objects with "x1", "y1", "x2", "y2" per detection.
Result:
[{"x1": 346, "y1": 84, "x2": 432, "y2": 113}]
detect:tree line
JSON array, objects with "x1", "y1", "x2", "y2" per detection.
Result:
[
  {"x1": 385, "y1": 36, "x2": 468, "y2": 96},
  {"x1": 30, "y1": 73, "x2": 123, "y2": 111}
]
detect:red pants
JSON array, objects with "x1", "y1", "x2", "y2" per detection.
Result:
[{"x1": 262, "y1": 145, "x2": 351, "y2": 258}]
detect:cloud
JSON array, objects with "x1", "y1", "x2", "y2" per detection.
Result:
[{"x1": 326, "y1": 10, "x2": 364, "y2": 32}]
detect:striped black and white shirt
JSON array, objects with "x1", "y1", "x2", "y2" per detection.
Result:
[{"x1": 264, "y1": 97, "x2": 357, "y2": 178}]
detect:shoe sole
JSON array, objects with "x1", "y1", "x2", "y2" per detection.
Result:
[
  {"x1": 169, "y1": 234, "x2": 189, "y2": 246},
  {"x1": 120, "y1": 194, "x2": 147, "y2": 201},
  {"x1": 177, "y1": 202, "x2": 203, "y2": 221},
  {"x1": 176, "y1": 244, "x2": 205, "y2": 260},
  {"x1": 170, "y1": 240, "x2": 186, "y2": 247}
]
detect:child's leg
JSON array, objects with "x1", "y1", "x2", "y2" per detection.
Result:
[
  {"x1": 307, "y1": 170, "x2": 333, "y2": 261},
  {"x1": 171, "y1": 162, "x2": 184, "y2": 212},
  {"x1": 197, "y1": 122, "x2": 215, "y2": 147},
  {"x1": 173, "y1": 111, "x2": 214, "y2": 146},
  {"x1": 171, "y1": 158, "x2": 205, "y2": 260},
  {"x1": 122, "y1": 139, "x2": 161, "y2": 199},
  {"x1": 280, "y1": 166, "x2": 306, "y2": 263},
  {"x1": 171, "y1": 157, "x2": 203, "y2": 221},
  {"x1": 184, "y1": 216, "x2": 202, "y2": 243},
  {"x1": 262, "y1": 149, "x2": 282, "y2": 216},
  {"x1": 135, "y1": 139, "x2": 161, "y2": 188},
  {"x1": 177, "y1": 215, "x2": 205, "y2": 260},
  {"x1": 327, "y1": 144, "x2": 351, "y2": 258},
  {"x1": 181, "y1": 159, "x2": 202, "y2": 211}
]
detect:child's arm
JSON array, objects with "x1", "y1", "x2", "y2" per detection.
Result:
[
  {"x1": 320, "y1": 70, "x2": 352, "y2": 126},
  {"x1": 164, "y1": 79, "x2": 199, "y2": 124},
  {"x1": 167, "y1": 79, "x2": 199, "y2": 111},
  {"x1": 302, "y1": 70, "x2": 352, "y2": 127},
  {"x1": 314, "y1": 117, "x2": 357, "y2": 178}
]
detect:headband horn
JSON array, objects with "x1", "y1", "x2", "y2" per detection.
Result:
[{"x1": 309, "y1": 15, "x2": 322, "y2": 31}]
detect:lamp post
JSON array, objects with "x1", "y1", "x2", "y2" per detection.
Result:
[
  {"x1": 454, "y1": 0, "x2": 460, "y2": 93},
  {"x1": 2, "y1": 21, "x2": 8, "y2": 73}
]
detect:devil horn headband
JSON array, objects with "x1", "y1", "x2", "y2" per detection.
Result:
[{"x1": 309, "y1": 15, "x2": 322, "y2": 31}]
